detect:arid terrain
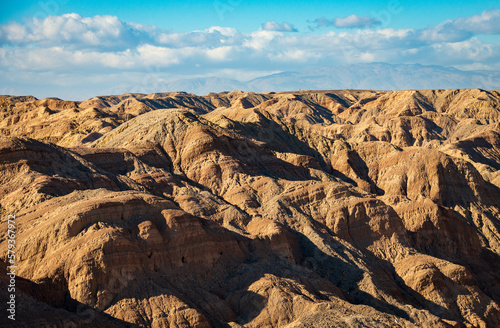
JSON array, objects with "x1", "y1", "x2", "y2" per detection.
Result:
[{"x1": 1, "y1": 89, "x2": 500, "y2": 328}]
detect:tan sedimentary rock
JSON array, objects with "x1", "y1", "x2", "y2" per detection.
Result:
[{"x1": 1, "y1": 89, "x2": 500, "y2": 327}]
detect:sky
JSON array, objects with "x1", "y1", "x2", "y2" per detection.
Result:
[{"x1": 1, "y1": 0, "x2": 500, "y2": 99}]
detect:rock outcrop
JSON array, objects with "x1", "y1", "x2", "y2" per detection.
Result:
[{"x1": 1, "y1": 89, "x2": 500, "y2": 328}]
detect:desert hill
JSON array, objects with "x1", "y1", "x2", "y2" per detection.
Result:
[{"x1": 1, "y1": 89, "x2": 500, "y2": 327}]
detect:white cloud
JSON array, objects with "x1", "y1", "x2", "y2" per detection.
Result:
[
  {"x1": 261, "y1": 21, "x2": 298, "y2": 32},
  {"x1": 418, "y1": 20, "x2": 471, "y2": 42},
  {"x1": 0, "y1": 44, "x2": 195, "y2": 71},
  {"x1": 136, "y1": 45, "x2": 186, "y2": 66},
  {"x1": 334, "y1": 15, "x2": 382, "y2": 28},
  {"x1": 417, "y1": 9, "x2": 500, "y2": 43},
  {"x1": 270, "y1": 49, "x2": 321, "y2": 62},
  {"x1": 1, "y1": 22, "x2": 27, "y2": 42},
  {"x1": 205, "y1": 46, "x2": 236, "y2": 61},
  {"x1": 157, "y1": 32, "x2": 183, "y2": 45},
  {"x1": 157, "y1": 26, "x2": 241, "y2": 48},
  {"x1": 243, "y1": 30, "x2": 280, "y2": 51},
  {"x1": 312, "y1": 15, "x2": 381, "y2": 29},
  {"x1": 454, "y1": 9, "x2": 500, "y2": 35},
  {"x1": 358, "y1": 52, "x2": 376, "y2": 62},
  {"x1": 310, "y1": 9, "x2": 500, "y2": 43},
  {"x1": 205, "y1": 26, "x2": 238, "y2": 37},
  {"x1": 432, "y1": 37, "x2": 494, "y2": 61},
  {"x1": 0, "y1": 13, "x2": 155, "y2": 49}
]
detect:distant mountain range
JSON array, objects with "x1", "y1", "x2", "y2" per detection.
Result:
[
  {"x1": 163, "y1": 77, "x2": 249, "y2": 96},
  {"x1": 110, "y1": 63, "x2": 500, "y2": 96},
  {"x1": 247, "y1": 63, "x2": 500, "y2": 92}
]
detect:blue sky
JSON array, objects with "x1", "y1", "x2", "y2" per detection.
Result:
[
  {"x1": 3, "y1": 0, "x2": 499, "y2": 33},
  {"x1": 1, "y1": 0, "x2": 500, "y2": 99}
]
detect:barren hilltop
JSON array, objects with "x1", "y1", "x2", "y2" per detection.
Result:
[{"x1": 1, "y1": 89, "x2": 500, "y2": 327}]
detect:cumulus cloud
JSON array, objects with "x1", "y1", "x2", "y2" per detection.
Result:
[
  {"x1": 417, "y1": 9, "x2": 500, "y2": 43},
  {"x1": 0, "y1": 13, "x2": 156, "y2": 49},
  {"x1": 312, "y1": 15, "x2": 381, "y2": 29},
  {"x1": 205, "y1": 46, "x2": 238, "y2": 61},
  {"x1": 243, "y1": 30, "x2": 281, "y2": 51},
  {"x1": 418, "y1": 20, "x2": 472, "y2": 42},
  {"x1": 432, "y1": 37, "x2": 494, "y2": 61},
  {"x1": 261, "y1": 21, "x2": 298, "y2": 32},
  {"x1": 454, "y1": 9, "x2": 500, "y2": 35},
  {"x1": 334, "y1": 15, "x2": 382, "y2": 28},
  {"x1": 0, "y1": 22, "x2": 27, "y2": 42}
]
